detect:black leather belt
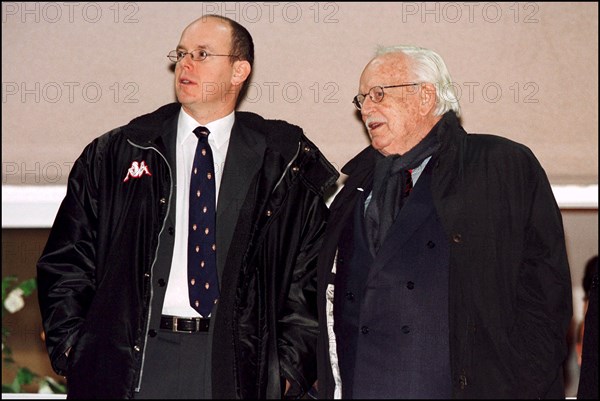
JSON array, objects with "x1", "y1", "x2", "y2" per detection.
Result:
[{"x1": 160, "y1": 315, "x2": 210, "y2": 333}]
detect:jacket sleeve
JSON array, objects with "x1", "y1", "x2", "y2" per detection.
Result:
[
  {"x1": 36, "y1": 139, "x2": 102, "y2": 376},
  {"x1": 277, "y1": 188, "x2": 329, "y2": 398},
  {"x1": 509, "y1": 149, "x2": 573, "y2": 397}
]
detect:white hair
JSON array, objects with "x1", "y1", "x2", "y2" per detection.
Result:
[{"x1": 376, "y1": 45, "x2": 461, "y2": 117}]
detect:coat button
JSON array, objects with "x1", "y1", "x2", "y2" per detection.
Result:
[
  {"x1": 292, "y1": 166, "x2": 299, "y2": 172},
  {"x1": 427, "y1": 240, "x2": 435, "y2": 248},
  {"x1": 345, "y1": 291, "x2": 355, "y2": 301},
  {"x1": 406, "y1": 281, "x2": 415, "y2": 290},
  {"x1": 158, "y1": 278, "x2": 166, "y2": 287},
  {"x1": 361, "y1": 326, "x2": 369, "y2": 334},
  {"x1": 401, "y1": 325, "x2": 410, "y2": 334},
  {"x1": 159, "y1": 198, "x2": 166, "y2": 204},
  {"x1": 148, "y1": 329, "x2": 157, "y2": 337},
  {"x1": 168, "y1": 226, "x2": 174, "y2": 235},
  {"x1": 452, "y1": 234, "x2": 462, "y2": 243},
  {"x1": 459, "y1": 374, "x2": 468, "y2": 389},
  {"x1": 134, "y1": 345, "x2": 141, "y2": 352},
  {"x1": 266, "y1": 210, "x2": 272, "y2": 217}
]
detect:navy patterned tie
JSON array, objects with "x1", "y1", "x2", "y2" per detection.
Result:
[{"x1": 188, "y1": 126, "x2": 219, "y2": 317}]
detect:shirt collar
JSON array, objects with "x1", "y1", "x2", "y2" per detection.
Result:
[{"x1": 177, "y1": 108, "x2": 235, "y2": 149}]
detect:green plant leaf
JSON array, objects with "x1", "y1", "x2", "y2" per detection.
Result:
[
  {"x1": 2, "y1": 276, "x2": 18, "y2": 301},
  {"x1": 16, "y1": 366, "x2": 38, "y2": 385},
  {"x1": 18, "y1": 278, "x2": 37, "y2": 297},
  {"x1": 2, "y1": 275, "x2": 64, "y2": 394},
  {"x1": 2, "y1": 383, "x2": 16, "y2": 393},
  {"x1": 39, "y1": 376, "x2": 68, "y2": 394},
  {"x1": 10, "y1": 375, "x2": 21, "y2": 393}
]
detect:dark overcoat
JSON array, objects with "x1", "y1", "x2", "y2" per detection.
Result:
[{"x1": 317, "y1": 111, "x2": 572, "y2": 399}]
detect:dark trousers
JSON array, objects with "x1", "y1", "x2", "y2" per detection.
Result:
[{"x1": 134, "y1": 329, "x2": 211, "y2": 399}]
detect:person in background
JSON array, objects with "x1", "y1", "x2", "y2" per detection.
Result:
[
  {"x1": 316, "y1": 45, "x2": 572, "y2": 399},
  {"x1": 576, "y1": 255, "x2": 598, "y2": 365},
  {"x1": 37, "y1": 14, "x2": 338, "y2": 399},
  {"x1": 577, "y1": 255, "x2": 598, "y2": 399}
]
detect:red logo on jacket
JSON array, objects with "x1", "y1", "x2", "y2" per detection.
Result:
[{"x1": 123, "y1": 161, "x2": 152, "y2": 182}]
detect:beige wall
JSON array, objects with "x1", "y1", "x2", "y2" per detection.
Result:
[{"x1": 1, "y1": 2, "x2": 598, "y2": 186}]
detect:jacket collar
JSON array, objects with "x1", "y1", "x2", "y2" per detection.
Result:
[
  {"x1": 342, "y1": 110, "x2": 464, "y2": 176},
  {"x1": 124, "y1": 103, "x2": 181, "y2": 144},
  {"x1": 234, "y1": 110, "x2": 303, "y2": 162}
]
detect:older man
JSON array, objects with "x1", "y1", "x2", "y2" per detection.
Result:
[{"x1": 316, "y1": 45, "x2": 572, "y2": 399}]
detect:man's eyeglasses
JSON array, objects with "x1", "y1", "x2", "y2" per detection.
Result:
[
  {"x1": 167, "y1": 49, "x2": 239, "y2": 63},
  {"x1": 352, "y1": 83, "x2": 420, "y2": 110}
]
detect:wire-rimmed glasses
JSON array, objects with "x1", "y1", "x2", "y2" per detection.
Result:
[
  {"x1": 353, "y1": 83, "x2": 420, "y2": 110},
  {"x1": 167, "y1": 49, "x2": 239, "y2": 63}
]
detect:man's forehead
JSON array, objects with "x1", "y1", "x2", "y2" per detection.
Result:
[
  {"x1": 370, "y1": 53, "x2": 410, "y2": 72},
  {"x1": 360, "y1": 54, "x2": 409, "y2": 86},
  {"x1": 186, "y1": 15, "x2": 227, "y2": 30},
  {"x1": 181, "y1": 17, "x2": 231, "y2": 44}
]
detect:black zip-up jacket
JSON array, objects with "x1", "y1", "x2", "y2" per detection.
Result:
[
  {"x1": 37, "y1": 103, "x2": 339, "y2": 398},
  {"x1": 316, "y1": 111, "x2": 572, "y2": 399}
]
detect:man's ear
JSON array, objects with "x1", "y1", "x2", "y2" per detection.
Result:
[
  {"x1": 419, "y1": 82, "x2": 437, "y2": 115},
  {"x1": 232, "y1": 60, "x2": 251, "y2": 86}
]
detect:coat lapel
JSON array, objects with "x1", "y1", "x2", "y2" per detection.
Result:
[
  {"x1": 216, "y1": 120, "x2": 266, "y2": 280},
  {"x1": 366, "y1": 162, "x2": 436, "y2": 284}
]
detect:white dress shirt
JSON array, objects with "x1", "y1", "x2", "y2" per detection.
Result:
[{"x1": 162, "y1": 109, "x2": 234, "y2": 317}]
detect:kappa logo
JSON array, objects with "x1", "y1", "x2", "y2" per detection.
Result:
[{"x1": 123, "y1": 160, "x2": 152, "y2": 182}]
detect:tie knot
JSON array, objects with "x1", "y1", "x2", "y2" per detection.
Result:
[{"x1": 193, "y1": 126, "x2": 210, "y2": 139}]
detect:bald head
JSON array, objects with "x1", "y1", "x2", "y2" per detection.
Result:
[{"x1": 185, "y1": 15, "x2": 254, "y2": 68}]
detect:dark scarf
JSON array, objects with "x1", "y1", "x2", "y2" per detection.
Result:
[{"x1": 364, "y1": 126, "x2": 440, "y2": 255}]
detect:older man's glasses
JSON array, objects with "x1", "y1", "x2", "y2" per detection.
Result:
[
  {"x1": 167, "y1": 49, "x2": 239, "y2": 63},
  {"x1": 352, "y1": 83, "x2": 420, "y2": 110}
]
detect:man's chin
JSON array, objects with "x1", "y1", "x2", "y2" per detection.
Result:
[
  {"x1": 370, "y1": 137, "x2": 386, "y2": 151},
  {"x1": 175, "y1": 91, "x2": 190, "y2": 102}
]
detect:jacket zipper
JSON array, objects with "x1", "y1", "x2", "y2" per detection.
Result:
[
  {"x1": 273, "y1": 141, "x2": 301, "y2": 193},
  {"x1": 127, "y1": 139, "x2": 173, "y2": 392}
]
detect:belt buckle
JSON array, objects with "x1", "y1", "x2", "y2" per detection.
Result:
[{"x1": 172, "y1": 316, "x2": 193, "y2": 333}]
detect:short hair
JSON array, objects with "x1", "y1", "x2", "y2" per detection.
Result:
[
  {"x1": 203, "y1": 14, "x2": 254, "y2": 68},
  {"x1": 376, "y1": 45, "x2": 461, "y2": 117}
]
